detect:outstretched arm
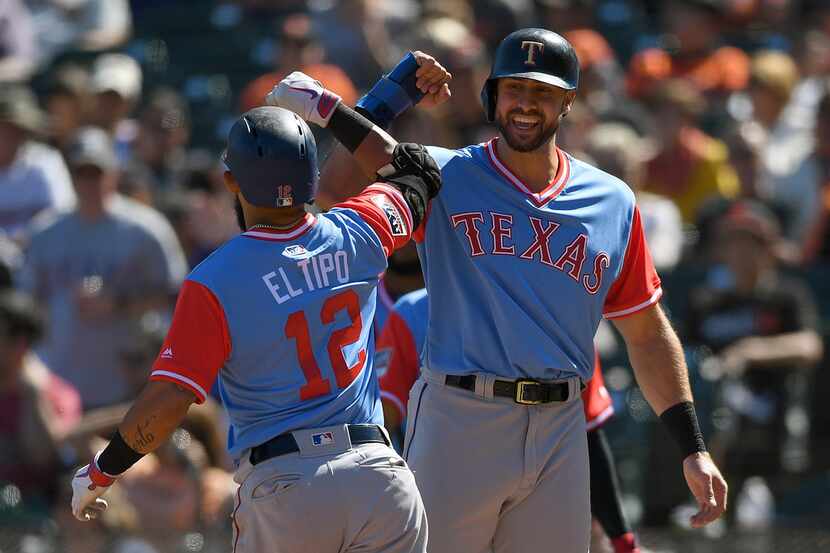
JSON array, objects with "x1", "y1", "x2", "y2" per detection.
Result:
[
  {"x1": 70, "y1": 381, "x2": 197, "y2": 521},
  {"x1": 268, "y1": 52, "x2": 451, "y2": 206}
]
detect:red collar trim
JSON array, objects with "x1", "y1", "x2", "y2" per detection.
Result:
[
  {"x1": 242, "y1": 213, "x2": 317, "y2": 241},
  {"x1": 486, "y1": 138, "x2": 570, "y2": 206}
]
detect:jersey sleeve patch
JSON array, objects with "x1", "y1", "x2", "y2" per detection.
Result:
[
  {"x1": 335, "y1": 183, "x2": 414, "y2": 257},
  {"x1": 603, "y1": 206, "x2": 663, "y2": 319},
  {"x1": 149, "y1": 280, "x2": 231, "y2": 403}
]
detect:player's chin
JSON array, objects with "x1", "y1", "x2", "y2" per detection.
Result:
[{"x1": 503, "y1": 127, "x2": 549, "y2": 153}]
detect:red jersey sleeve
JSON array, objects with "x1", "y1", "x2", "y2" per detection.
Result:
[
  {"x1": 376, "y1": 311, "x2": 420, "y2": 420},
  {"x1": 335, "y1": 183, "x2": 415, "y2": 257},
  {"x1": 603, "y1": 206, "x2": 663, "y2": 319},
  {"x1": 149, "y1": 280, "x2": 231, "y2": 403}
]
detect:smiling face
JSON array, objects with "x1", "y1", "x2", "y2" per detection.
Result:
[{"x1": 494, "y1": 77, "x2": 574, "y2": 153}]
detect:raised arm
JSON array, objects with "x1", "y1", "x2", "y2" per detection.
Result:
[{"x1": 268, "y1": 52, "x2": 451, "y2": 206}]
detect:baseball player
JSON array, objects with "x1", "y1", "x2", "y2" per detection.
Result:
[
  {"x1": 69, "y1": 100, "x2": 447, "y2": 553},
  {"x1": 375, "y1": 288, "x2": 642, "y2": 553},
  {"x1": 270, "y1": 28, "x2": 727, "y2": 553}
]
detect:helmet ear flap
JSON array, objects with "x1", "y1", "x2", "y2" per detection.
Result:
[{"x1": 480, "y1": 79, "x2": 498, "y2": 123}]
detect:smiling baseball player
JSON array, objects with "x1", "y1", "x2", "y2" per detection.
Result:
[
  {"x1": 69, "y1": 87, "x2": 449, "y2": 551},
  {"x1": 270, "y1": 29, "x2": 727, "y2": 553}
]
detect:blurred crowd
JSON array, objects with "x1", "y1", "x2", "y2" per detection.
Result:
[{"x1": 1, "y1": 0, "x2": 830, "y2": 551}]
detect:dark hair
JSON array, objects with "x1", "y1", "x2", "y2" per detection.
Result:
[{"x1": 0, "y1": 291, "x2": 44, "y2": 344}]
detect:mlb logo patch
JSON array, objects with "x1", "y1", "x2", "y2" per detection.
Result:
[
  {"x1": 378, "y1": 199, "x2": 407, "y2": 237},
  {"x1": 311, "y1": 432, "x2": 334, "y2": 446},
  {"x1": 283, "y1": 244, "x2": 308, "y2": 258}
]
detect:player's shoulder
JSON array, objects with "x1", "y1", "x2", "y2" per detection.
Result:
[
  {"x1": 567, "y1": 153, "x2": 636, "y2": 207},
  {"x1": 393, "y1": 288, "x2": 428, "y2": 312},
  {"x1": 185, "y1": 234, "x2": 250, "y2": 286},
  {"x1": 388, "y1": 288, "x2": 428, "y2": 332},
  {"x1": 425, "y1": 143, "x2": 484, "y2": 169}
]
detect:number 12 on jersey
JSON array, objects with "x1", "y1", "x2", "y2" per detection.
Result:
[{"x1": 285, "y1": 289, "x2": 367, "y2": 400}]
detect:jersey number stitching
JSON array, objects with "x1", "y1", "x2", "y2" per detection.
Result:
[{"x1": 285, "y1": 289, "x2": 366, "y2": 401}]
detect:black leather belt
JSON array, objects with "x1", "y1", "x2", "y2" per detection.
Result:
[
  {"x1": 445, "y1": 375, "x2": 573, "y2": 405},
  {"x1": 250, "y1": 424, "x2": 388, "y2": 466}
]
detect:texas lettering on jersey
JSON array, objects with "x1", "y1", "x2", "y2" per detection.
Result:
[
  {"x1": 450, "y1": 211, "x2": 610, "y2": 295},
  {"x1": 415, "y1": 139, "x2": 662, "y2": 381}
]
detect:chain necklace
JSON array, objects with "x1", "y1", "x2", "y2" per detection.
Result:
[{"x1": 248, "y1": 217, "x2": 310, "y2": 232}]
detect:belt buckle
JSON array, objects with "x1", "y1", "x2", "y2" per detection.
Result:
[{"x1": 515, "y1": 379, "x2": 544, "y2": 405}]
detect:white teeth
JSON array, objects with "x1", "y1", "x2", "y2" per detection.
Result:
[{"x1": 511, "y1": 115, "x2": 540, "y2": 130}]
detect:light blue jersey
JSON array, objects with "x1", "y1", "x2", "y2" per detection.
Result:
[
  {"x1": 149, "y1": 185, "x2": 415, "y2": 459},
  {"x1": 416, "y1": 139, "x2": 661, "y2": 381}
]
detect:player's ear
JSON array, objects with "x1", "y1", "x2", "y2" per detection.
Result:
[
  {"x1": 223, "y1": 171, "x2": 240, "y2": 194},
  {"x1": 561, "y1": 90, "x2": 577, "y2": 117}
]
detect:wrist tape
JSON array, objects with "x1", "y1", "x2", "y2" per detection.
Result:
[
  {"x1": 659, "y1": 401, "x2": 707, "y2": 458},
  {"x1": 356, "y1": 52, "x2": 425, "y2": 129}
]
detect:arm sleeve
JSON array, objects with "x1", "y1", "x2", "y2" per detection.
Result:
[
  {"x1": 149, "y1": 280, "x2": 231, "y2": 403},
  {"x1": 335, "y1": 183, "x2": 415, "y2": 257},
  {"x1": 603, "y1": 206, "x2": 663, "y2": 319},
  {"x1": 377, "y1": 311, "x2": 420, "y2": 420}
]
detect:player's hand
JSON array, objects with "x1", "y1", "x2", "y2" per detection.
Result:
[
  {"x1": 71, "y1": 457, "x2": 118, "y2": 522},
  {"x1": 682, "y1": 451, "x2": 727, "y2": 528},
  {"x1": 265, "y1": 71, "x2": 342, "y2": 128},
  {"x1": 412, "y1": 51, "x2": 452, "y2": 109}
]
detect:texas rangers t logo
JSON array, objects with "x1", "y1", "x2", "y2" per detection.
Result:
[{"x1": 521, "y1": 41, "x2": 544, "y2": 65}]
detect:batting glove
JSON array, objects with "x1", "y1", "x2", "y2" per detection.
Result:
[
  {"x1": 265, "y1": 71, "x2": 342, "y2": 128},
  {"x1": 71, "y1": 453, "x2": 118, "y2": 522}
]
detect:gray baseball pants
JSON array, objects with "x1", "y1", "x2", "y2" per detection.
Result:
[
  {"x1": 232, "y1": 424, "x2": 427, "y2": 553},
  {"x1": 403, "y1": 368, "x2": 590, "y2": 553}
]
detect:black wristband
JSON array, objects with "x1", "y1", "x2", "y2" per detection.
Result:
[
  {"x1": 328, "y1": 104, "x2": 374, "y2": 153},
  {"x1": 659, "y1": 401, "x2": 707, "y2": 458},
  {"x1": 96, "y1": 430, "x2": 146, "y2": 476}
]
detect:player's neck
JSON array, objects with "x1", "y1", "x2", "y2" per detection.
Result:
[
  {"x1": 245, "y1": 205, "x2": 309, "y2": 230},
  {"x1": 496, "y1": 136, "x2": 560, "y2": 194}
]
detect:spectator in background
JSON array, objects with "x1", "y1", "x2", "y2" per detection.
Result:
[
  {"x1": 584, "y1": 122, "x2": 684, "y2": 272},
  {"x1": 0, "y1": 289, "x2": 81, "y2": 513},
  {"x1": 27, "y1": 0, "x2": 132, "y2": 68},
  {"x1": 0, "y1": 85, "x2": 75, "y2": 241},
  {"x1": 747, "y1": 49, "x2": 806, "y2": 159},
  {"x1": 801, "y1": 88, "x2": 830, "y2": 264},
  {"x1": 0, "y1": 235, "x2": 20, "y2": 288},
  {"x1": 239, "y1": 13, "x2": 358, "y2": 113},
  {"x1": 687, "y1": 200, "x2": 823, "y2": 522},
  {"x1": 406, "y1": 13, "x2": 492, "y2": 146},
  {"x1": 744, "y1": 50, "x2": 819, "y2": 242},
  {"x1": 642, "y1": 79, "x2": 739, "y2": 223},
  {"x1": 314, "y1": 0, "x2": 399, "y2": 90},
  {"x1": 626, "y1": 0, "x2": 749, "y2": 102},
  {"x1": 20, "y1": 128, "x2": 187, "y2": 410},
  {"x1": 127, "y1": 87, "x2": 191, "y2": 199},
  {"x1": 176, "y1": 152, "x2": 237, "y2": 267},
  {"x1": 43, "y1": 63, "x2": 91, "y2": 154},
  {"x1": 88, "y1": 53, "x2": 142, "y2": 161},
  {"x1": 0, "y1": 0, "x2": 36, "y2": 82},
  {"x1": 564, "y1": 29, "x2": 625, "y2": 113}
]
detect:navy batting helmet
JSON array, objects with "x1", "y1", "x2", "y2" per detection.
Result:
[
  {"x1": 480, "y1": 28, "x2": 580, "y2": 122},
  {"x1": 223, "y1": 106, "x2": 319, "y2": 208}
]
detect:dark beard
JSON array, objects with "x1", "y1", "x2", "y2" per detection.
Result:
[
  {"x1": 495, "y1": 112, "x2": 559, "y2": 153},
  {"x1": 234, "y1": 197, "x2": 246, "y2": 231}
]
